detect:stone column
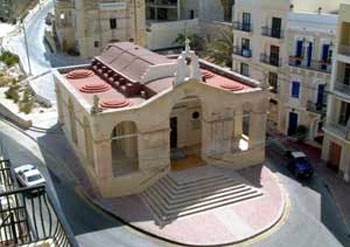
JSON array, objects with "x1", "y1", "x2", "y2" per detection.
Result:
[
  {"x1": 177, "y1": 0, "x2": 181, "y2": 20},
  {"x1": 93, "y1": 140, "x2": 113, "y2": 180},
  {"x1": 232, "y1": 110, "x2": 243, "y2": 151},
  {"x1": 248, "y1": 110, "x2": 267, "y2": 150}
]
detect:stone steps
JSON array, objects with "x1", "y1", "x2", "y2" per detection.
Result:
[{"x1": 140, "y1": 168, "x2": 263, "y2": 226}]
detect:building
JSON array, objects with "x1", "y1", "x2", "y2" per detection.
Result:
[
  {"x1": 55, "y1": 0, "x2": 146, "y2": 58},
  {"x1": 232, "y1": 0, "x2": 345, "y2": 140},
  {"x1": 0, "y1": 0, "x2": 38, "y2": 23},
  {"x1": 53, "y1": 42, "x2": 268, "y2": 198},
  {"x1": 322, "y1": 3, "x2": 350, "y2": 182}
]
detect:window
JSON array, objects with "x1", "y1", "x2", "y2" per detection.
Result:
[
  {"x1": 344, "y1": 64, "x2": 350, "y2": 85},
  {"x1": 268, "y1": 72, "x2": 278, "y2": 93},
  {"x1": 110, "y1": 18, "x2": 117, "y2": 29},
  {"x1": 240, "y1": 63, "x2": 249, "y2": 76},
  {"x1": 190, "y1": 10, "x2": 195, "y2": 19},
  {"x1": 94, "y1": 41, "x2": 99, "y2": 48},
  {"x1": 243, "y1": 110, "x2": 250, "y2": 137},
  {"x1": 242, "y1": 12, "x2": 251, "y2": 31},
  {"x1": 339, "y1": 102, "x2": 350, "y2": 126},
  {"x1": 291, "y1": 81, "x2": 300, "y2": 98},
  {"x1": 270, "y1": 45, "x2": 280, "y2": 66},
  {"x1": 241, "y1": 38, "x2": 251, "y2": 57}
]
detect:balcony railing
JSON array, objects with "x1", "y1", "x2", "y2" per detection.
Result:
[
  {"x1": 324, "y1": 123, "x2": 350, "y2": 141},
  {"x1": 261, "y1": 27, "x2": 284, "y2": 39},
  {"x1": 307, "y1": 101, "x2": 326, "y2": 114},
  {"x1": 146, "y1": 0, "x2": 178, "y2": 7},
  {"x1": 289, "y1": 56, "x2": 332, "y2": 73},
  {"x1": 334, "y1": 80, "x2": 350, "y2": 96},
  {"x1": 338, "y1": 44, "x2": 350, "y2": 56},
  {"x1": 260, "y1": 54, "x2": 282, "y2": 67},
  {"x1": 0, "y1": 159, "x2": 77, "y2": 247},
  {"x1": 232, "y1": 22, "x2": 251, "y2": 32},
  {"x1": 233, "y1": 46, "x2": 252, "y2": 58}
]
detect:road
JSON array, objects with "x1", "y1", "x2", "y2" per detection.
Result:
[{"x1": 0, "y1": 119, "x2": 349, "y2": 247}]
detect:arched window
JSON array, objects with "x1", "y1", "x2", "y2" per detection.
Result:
[{"x1": 111, "y1": 121, "x2": 138, "y2": 176}]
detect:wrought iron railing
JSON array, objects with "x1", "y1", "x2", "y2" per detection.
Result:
[
  {"x1": 0, "y1": 185, "x2": 77, "y2": 247},
  {"x1": 261, "y1": 26, "x2": 284, "y2": 39},
  {"x1": 334, "y1": 81, "x2": 350, "y2": 96},
  {"x1": 306, "y1": 101, "x2": 327, "y2": 114},
  {"x1": 289, "y1": 56, "x2": 332, "y2": 73},
  {"x1": 232, "y1": 21, "x2": 251, "y2": 32},
  {"x1": 233, "y1": 46, "x2": 252, "y2": 58},
  {"x1": 260, "y1": 54, "x2": 282, "y2": 67}
]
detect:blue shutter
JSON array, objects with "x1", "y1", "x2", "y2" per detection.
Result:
[
  {"x1": 317, "y1": 84, "x2": 325, "y2": 106},
  {"x1": 296, "y1": 40, "x2": 303, "y2": 57},
  {"x1": 322, "y1": 44, "x2": 330, "y2": 61},
  {"x1": 292, "y1": 81, "x2": 300, "y2": 98}
]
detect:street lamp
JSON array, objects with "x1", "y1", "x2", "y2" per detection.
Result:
[{"x1": 19, "y1": 19, "x2": 32, "y2": 76}]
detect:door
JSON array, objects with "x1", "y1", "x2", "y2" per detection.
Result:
[
  {"x1": 241, "y1": 38, "x2": 250, "y2": 56},
  {"x1": 307, "y1": 42, "x2": 313, "y2": 67},
  {"x1": 270, "y1": 45, "x2": 280, "y2": 66},
  {"x1": 170, "y1": 117, "x2": 178, "y2": 149},
  {"x1": 329, "y1": 142, "x2": 341, "y2": 171},
  {"x1": 344, "y1": 65, "x2": 350, "y2": 85},
  {"x1": 288, "y1": 112, "x2": 298, "y2": 136},
  {"x1": 271, "y1": 17, "x2": 282, "y2": 38},
  {"x1": 316, "y1": 84, "x2": 325, "y2": 109},
  {"x1": 242, "y1": 13, "x2": 251, "y2": 31}
]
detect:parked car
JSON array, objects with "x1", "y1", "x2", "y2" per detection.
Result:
[
  {"x1": 285, "y1": 151, "x2": 314, "y2": 179},
  {"x1": 14, "y1": 164, "x2": 46, "y2": 187},
  {"x1": 45, "y1": 12, "x2": 54, "y2": 25}
]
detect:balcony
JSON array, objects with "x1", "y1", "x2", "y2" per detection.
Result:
[
  {"x1": 334, "y1": 80, "x2": 350, "y2": 97},
  {"x1": 232, "y1": 22, "x2": 251, "y2": 32},
  {"x1": 289, "y1": 56, "x2": 332, "y2": 73},
  {"x1": 0, "y1": 159, "x2": 77, "y2": 247},
  {"x1": 307, "y1": 101, "x2": 326, "y2": 114},
  {"x1": 146, "y1": 0, "x2": 178, "y2": 8},
  {"x1": 261, "y1": 27, "x2": 284, "y2": 39},
  {"x1": 55, "y1": 0, "x2": 74, "y2": 8},
  {"x1": 323, "y1": 123, "x2": 350, "y2": 141},
  {"x1": 233, "y1": 46, "x2": 252, "y2": 58},
  {"x1": 339, "y1": 44, "x2": 350, "y2": 56},
  {"x1": 260, "y1": 54, "x2": 282, "y2": 67}
]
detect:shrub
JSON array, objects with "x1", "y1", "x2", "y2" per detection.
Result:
[
  {"x1": 294, "y1": 125, "x2": 309, "y2": 142},
  {"x1": 0, "y1": 76, "x2": 11, "y2": 87},
  {"x1": 0, "y1": 51, "x2": 19, "y2": 67},
  {"x1": 19, "y1": 100, "x2": 35, "y2": 114},
  {"x1": 5, "y1": 80, "x2": 20, "y2": 102}
]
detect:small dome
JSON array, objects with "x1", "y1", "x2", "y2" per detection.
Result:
[
  {"x1": 100, "y1": 98, "x2": 131, "y2": 109},
  {"x1": 219, "y1": 82, "x2": 245, "y2": 91},
  {"x1": 79, "y1": 82, "x2": 111, "y2": 93},
  {"x1": 201, "y1": 70, "x2": 215, "y2": 79},
  {"x1": 66, "y1": 69, "x2": 94, "y2": 79}
]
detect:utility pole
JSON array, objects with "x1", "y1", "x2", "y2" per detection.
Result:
[{"x1": 20, "y1": 19, "x2": 32, "y2": 76}]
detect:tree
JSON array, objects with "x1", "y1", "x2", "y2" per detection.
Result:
[
  {"x1": 204, "y1": 26, "x2": 234, "y2": 67},
  {"x1": 173, "y1": 33, "x2": 204, "y2": 51}
]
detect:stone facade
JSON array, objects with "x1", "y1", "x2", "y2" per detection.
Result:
[
  {"x1": 54, "y1": 42, "x2": 268, "y2": 198},
  {"x1": 55, "y1": 0, "x2": 145, "y2": 58},
  {"x1": 322, "y1": 3, "x2": 350, "y2": 183},
  {"x1": 232, "y1": 0, "x2": 342, "y2": 140},
  {"x1": 0, "y1": 0, "x2": 38, "y2": 23}
]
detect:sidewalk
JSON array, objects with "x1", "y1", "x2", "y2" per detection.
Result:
[{"x1": 281, "y1": 139, "x2": 350, "y2": 232}]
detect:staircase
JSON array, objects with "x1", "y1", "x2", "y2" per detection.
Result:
[{"x1": 140, "y1": 166, "x2": 263, "y2": 226}]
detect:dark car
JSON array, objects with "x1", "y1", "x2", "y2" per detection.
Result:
[{"x1": 285, "y1": 151, "x2": 314, "y2": 179}]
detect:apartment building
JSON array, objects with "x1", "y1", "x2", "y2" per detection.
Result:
[
  {"x1": 232, "y1": 0, "x2": 343, "y2": 139},
  {"x1": 322, "y1": 4, "x2": 350, "y2": 182},
  {"x1": 55, "y1": 0, "x2": 145, "y2": 58},
  {"x1": 0, "y1": 0, "x2": 38, "y2": 23},
  {"x1": 146, "y1": 0, "x2": 235, "y2": 51}
]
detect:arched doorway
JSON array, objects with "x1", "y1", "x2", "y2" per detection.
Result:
[
  {"x1": 169, "y1": 96, "x2": 204, "y2": 171},
  {"x1": 111, "y1": 121, "x2": 139, "y2": 176}
]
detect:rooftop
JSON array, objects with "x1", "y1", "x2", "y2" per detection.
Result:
[{"x1": 61, "y1": 42, "x2": 256, "y2": 112}]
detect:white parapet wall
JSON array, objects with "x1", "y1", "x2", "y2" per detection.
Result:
[{"x1": 146, "y1": 19, "x2": 199, "y2": 51}]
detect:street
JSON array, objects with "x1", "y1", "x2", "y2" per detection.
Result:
[
  {"x1": 1, "y1": 0, "x2": 349, "y2": 246},
  {"x1": 0, "y1": 119, "x2": 349, "y2": 247}
]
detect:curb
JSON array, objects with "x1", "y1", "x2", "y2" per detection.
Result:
[
  {"x1": 1, "y1": 116, "x2": 290, "y2": 246},
  {"x1": 76, "y1": 167, "x2": 290, "y2": 247}
]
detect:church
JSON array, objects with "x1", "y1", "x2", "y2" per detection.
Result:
[{"x1": 54, "y1": 41, "x2": 268, "y2": 198}]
